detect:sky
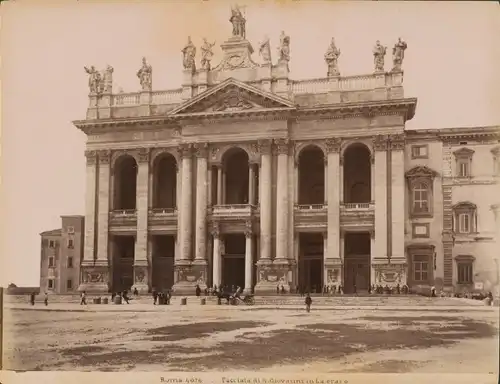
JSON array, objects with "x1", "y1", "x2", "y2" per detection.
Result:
[{"x1": 1, "y1": 0, "x2": 499, "y2": 286}]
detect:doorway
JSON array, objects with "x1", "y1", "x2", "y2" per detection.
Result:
[
  {"x1": 298, "y1": 233, "x2": 324, "y2": 293},
  {"x1": 343, "y1": 232, "x2": 371, "y2": 293},
  {"x1": 221, "y1": 234, "x2": 246, "y2": 289}
]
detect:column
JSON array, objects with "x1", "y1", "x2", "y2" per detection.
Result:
[
  {"x1": 370, "y1": 154, "x2": 375, "y2": 202},
  {"x1": 134, "y1": 148, "x2": 150, "y2": 293},
  {"x1": 390, "y1": 134, "x2": 405, "y2": 260},
  {"x1": 194, "y1": 143, "x2": 208, "y2": 262},
  {"x1": 222, "y1": 169, "x2": 226, "y2": 204},
  {"x1": 178, "y1": 144, "x2": 193, "y2": 261},
  {"x1": 217, "y1": 165, "x2": 222, "y2": 205},
  {"x1": 248, "y1": 164, "x2": 255, "y2": 205},
  {"x1": 83, "y1": 150, "x2": 97, "y2": 263},
  {"x1": 324, "y1": 155, "x2": 328, "y2": 203},
  {"x1": 370, "y1": 229, "x2": 376, "y2": 285},
  {"x1": 340, "y1": 231, "x2": 345, "y2": 263},
  {"x1": 207, "y1": 164, "x2": 213, "y2": 207},
  {"x1": 175, "y1": 161, "x2": 182, "y2": 260},
  {"x1": 212, "y1": 223, "x2": 221, "y2": 288},
  {"x1": 258, "y1": 140, "x2": 272, "y2": 262},
  {"x1": 326, "y1": 138, "x2": 341, "y2": 260},
  {"x1": 275, "y1": 138, "x2": 289, "y2": 260},
  {"x1": 339, "y1": 158, "x2": 344, "y2": 202},
  {"x1": 373, "y1": 135, "x2": 388, "y2": 261},
  {"x1": 97, "y1": 150, "x2": 111, "y2": 263},
  {"x1": 244, "y1": 220, "x2": 253, "y2": 293}
]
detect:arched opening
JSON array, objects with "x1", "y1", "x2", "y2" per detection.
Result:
[
  {"x1": 298, "y1": 146, "x2": 325, "y2": 205},
  {"x1": 223, "y1": 148, "x2": 249, "y2": 205},
  {"x1": 153, "y1": 154, "x2": 177, "y2": 209},
  {"x1": 113, "y1": 155, "x2": 137, "y2": 210},
  {"x1": 343, "y1": 144, "x2": 371, "y2": 203}
]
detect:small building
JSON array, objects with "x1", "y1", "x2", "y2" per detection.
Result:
[{"x1": 39, "y1": 216, "x2": 84, "y2": 294}]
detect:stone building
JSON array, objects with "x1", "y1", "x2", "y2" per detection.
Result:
[
  {"x1": 73, "y1": 13, "x2": 499, "y2": 295},
  {"x1": 39, "y1": 216, "x2": 84, "y2": 294}
]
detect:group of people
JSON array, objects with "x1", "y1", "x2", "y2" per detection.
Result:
[
  {"x1": 29, "y1": 292, "x2": 49, "y2": 306},
  {"x1": 152, "y1": 288, "x2": 172, "y2": 305}
]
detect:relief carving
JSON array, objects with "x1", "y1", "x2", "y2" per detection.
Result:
[
  {"x1": 274, "y1": 138, "x2": 290, "y2": 155},
  {"x1": 389, "y1": 133, "x2": 405, "y2": 151},
  {"x1": 244, "y1": 220, "x2": 253, "y2": 238},
  {"x1": 257, "y1": 140, "x2": 272, "y2": 155},
  {"x1": 194, "y1": 143, "x2": 209, "y2": 158},
  {"x1": 85, "y1": 150, "x2": 97, "y2": 165},
  {"x1": 372, "y1": 135, "x2": 389, "y2": 151},
  {"x1": 178, "y1": 144, "x2": 193, "y2": 159},
  {"x1": 211, "y1": 222, "x2": 220, "y2": 239},
  {"x1": 325, "y1": 138, "x2": 342, "y2": 153},
  {"x1": 137, "y1": 147, "x2": 150, "y2": 163},
  {"x1": 98, "y1": 150, "x2": 111, "y2": 164}
]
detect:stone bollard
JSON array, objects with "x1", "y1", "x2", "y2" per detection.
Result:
[
  {"x1": 93, "y1": 297, "x2": 101, "y2": 305},
  {"x1": 181, "y1": 297, "x2": 187, "y2": 306},
  {"x1": 114, "y1": 295, "x2": 122, "y2": 305},
  {"x1": 102, "y1": 297, "x2": 109, "y2": 304},
  {"x1": 200, "y1": 298, "x2": 206, "y2": 305}
]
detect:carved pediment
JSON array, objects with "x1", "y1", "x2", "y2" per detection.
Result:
[
  {"x1": 405, "y1": 165, "x2": 438, "y2": 179},
  {"x1": 169, "y1": 78, "x2": 296, "y2": 116},
  {"x1": 453, "y1": 147, "x2": 475, "y2": 158}
]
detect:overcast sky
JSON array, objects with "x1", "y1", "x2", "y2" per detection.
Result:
[{"x1": 1, "y1": 0, "x2": 499, "y2": 286}]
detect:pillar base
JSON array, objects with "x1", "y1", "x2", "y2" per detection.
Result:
[
  {"x1": 254, "y1": 259, "x2": 293, "y2": 294},
  {"x1": 172, "y1": 260, "x2": 208, "y2": 295},
  {"x1": 324, "y1": 259, "x2": 343, "y2": 287},
  {"x1": 78, "y1": 263, "x2": 110, "y2": 294},
  {"x1": 132, "y1": 262, "x2": 150, "y2": 294},
  {"x1": 373, "y1": 263, "x2": 407, "y2": 287}
]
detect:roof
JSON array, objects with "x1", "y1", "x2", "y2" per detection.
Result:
[{"x1": 39, "y1": 228, "x2": 62, "y2": 237}]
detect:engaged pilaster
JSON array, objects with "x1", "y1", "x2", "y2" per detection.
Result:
[
  {"x1": 389, "y1": 134, "x2": 406, "y2": 262},
  {"x1": 258, "y1": 140, "x2": 272, "y2": 263},
  {"x1": 373, "y1": 135, "x2": 389, "y2": 262},
  {"x1": 325, "y1": 138, "x2": 341, "y2": 261},
  {"x1": 133, "y1": 148, "x2": 150, "y2": 293},
  {"x1": 275, "y1": 138, "x2": 290, "y2": 261},
  {"x1": 194, "y1": 143, "x2": 209, "y2": 265},
  {"x1": 83, "y1": 150, "x2": 98, "y2": 263},
  {"x1": 178, "y1": 143, "x2": 194, "y2": 261},
  {"x1": 212, "y1": 223, "x2": 222, "y2": 288},
  {"x1": 244, "y1": 220, "x2": 254, "y2": 293},
  {"x1": 97, "y1": 150, "x2": 111, "y2": 264}
]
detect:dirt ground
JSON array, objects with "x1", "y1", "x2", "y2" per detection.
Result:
[{"x1": 3, "y1": 304, "x2": 499, "y2": 373}]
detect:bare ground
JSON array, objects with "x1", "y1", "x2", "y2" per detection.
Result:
[{"x1": 3, "y1": 304, "x2": 498, "y2": 373}]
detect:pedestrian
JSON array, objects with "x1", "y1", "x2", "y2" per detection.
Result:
[
  {"x1": 133, "y1": 287, "x2": 139, "y2": 296},
  {"x1": 80, "y1": 291, "x2": 87, "y2": 305},
  {"x1": 305, "y1": 293, "x2": 312, "y2": 313},
  {"x1": 44, "y1": 292, "x2": 48, "y2": 306},
  {"x1": 122, "y1": 291, "x2": 130, "y2": 304},
  {"x1": 152, "y1": 289, "x2": 158, "y2": 305},
  {"x1": 195, "y1": 284, "x2": 201, "y2": 297},
  {"x1": 430, "y1": 286, "x2": 436, "y2": 297},
  {"x1": 30, "y1": 292, "x2": 36, "y2": 306}
]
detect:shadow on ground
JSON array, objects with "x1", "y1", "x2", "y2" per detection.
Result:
[{"x1": 50, "y1": 316, "x2": 497, "y2": 371}]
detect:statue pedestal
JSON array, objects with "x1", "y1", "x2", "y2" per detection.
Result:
[
  {"x1": 172, "y1": 260, "x2": 208, "y2": 295},
  {"x1": 78, "y1": 261, "x2": 110, "y2": 294}
]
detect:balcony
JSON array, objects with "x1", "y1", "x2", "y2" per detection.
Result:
[
  {"x1": 294, "y1": 204, "x2": 327, "y2": 229},
  {"x1": 148, "y1": 208, "x2": 178, "y2": 230},
  {"x1": 109, "y1": 209, "x2": 137, "y2": 227},
  {"x1": 210, "y1": 204, "x2": 258, "y2": 221},
  {"x1": 340, "y1": 202, "x2": 375, "y2": 228}
]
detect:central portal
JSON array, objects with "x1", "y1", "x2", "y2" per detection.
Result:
[
  {"x1": 343, "y1": 232, "x2": 371, "y2": 293},
  {"x1": 298, "y1": 233, "x2": 324, "y2": 293},
  {"x1": 221, "y1": 234, "x2": 246, "y2": 289}
]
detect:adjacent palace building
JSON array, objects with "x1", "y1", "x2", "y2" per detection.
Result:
[{"x1": 49, "y1": 12, "x2": 499, "y2": 295}]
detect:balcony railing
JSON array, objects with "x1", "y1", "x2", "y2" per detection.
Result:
[
  {"x1": 149, "y1": 207, "x2": 177, "y2": 214},
  {"x1": 211, "y1": 204, "x2": 258, "y2": 218},
  {"x1": 341, "y1": 202, "x2": 374, "y2": 210},
  {"x1": 295, "y1": 204, "x2": 327, "y2": 210},
  {"x1": 148, "y1": 207, "x2": 178, "y2": 227},
  {"x1": 109, "y1": 209, "x2": 137, "y2": 226}
]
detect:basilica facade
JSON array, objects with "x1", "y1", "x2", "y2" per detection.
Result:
[{"x1": 74, "y1": 13, "x2": 499, "y2": 295}]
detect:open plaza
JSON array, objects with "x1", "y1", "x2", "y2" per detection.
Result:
[{"x1": 2, "y1": 295, "x2": 499, "y2": 373}]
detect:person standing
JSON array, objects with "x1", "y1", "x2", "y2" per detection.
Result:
[
  {"x1": 80, "y1": 291, "x2": 87, "y2": 305},
  {"x1": 305, "y1": 293, "x2": 312, "y2": 313},
  {"x1": 44, "y1": 292, "x2": 48, "y2": 306},
  {"x1": 30, "y1": 292, "x2": 36, "y2": 306}
]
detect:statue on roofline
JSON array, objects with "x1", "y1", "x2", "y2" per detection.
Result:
[
  {"x1": 392, "y1": 37, "x2": 407, "y2": 72},
  {"x1": 373, "y1": 40, "x2": 387, "y2": 72},
  {"x1": 137, "y1": 57, "x2": 152, "y2": 91},
  {"x1": 200, "y1": 38, "x2": 216, "y2": 70},
  {"x1": 278, "y1": 31, "x2": 290, "y2": 63},
  {"x1": 259, "y1": 35, "x2": 272, "y2": 64},
  {"x1": 324, "y1": 37, "x2": 341, "y2": 77},
  {"x1": 230, "y1": 5, "x2": 246, "y2": 39},
  {"x1": 182, "y1": 36, "x2": 196, "y2": 71}
]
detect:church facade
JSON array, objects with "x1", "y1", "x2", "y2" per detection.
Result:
[{"x1": 74, "y1": 13, "x2": 499, "y2": 295}]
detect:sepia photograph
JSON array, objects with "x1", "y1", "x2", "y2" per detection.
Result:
[{"x1": 0, "y1": 0, "x2": 499, "y2": 381}]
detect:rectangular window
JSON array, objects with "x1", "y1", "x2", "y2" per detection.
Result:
[
  {"x1": 413, "y1": 255, "x2": 429, "y2": 282},
  {"x1": 411, "y1": 145, "x2": 428, "y2": 159},
  {"x1": 67, "y1": 226, "x2": 75, "y2": 234},
  {"x1": 413, "y1": 189, "x2": 429, "y2": 213},
  {"x1": 66, "y1": 279, "x2": 73, "y2": 290},
  {"x1": 457, "y1": 263, "x2": 473, "y2": 284},
  {"x1": 68, "y1": 239, "x2": 74, "y2": 249},
  {"x1": 48, "y1": 257, "x2": 55, "y2": 267},
  {"x1": 458, "y1": 160, "x2": 470, "y2": 177},
  {"x1": 67, "y1": 257, "x2": 73, "y2": 268},
  {"x1": 458, "y1": 213, "x2": 471, "y2": 233},
  {"x1": 49, "y1": 240, "x2": 56, "y2": 248},
  {"x1": 48, "y1": 279, "x2": 54, "y2": 289}
]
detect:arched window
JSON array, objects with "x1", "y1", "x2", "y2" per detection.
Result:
[{"x1": 405, "y1": 166, "x2": 437, "y2": 218}]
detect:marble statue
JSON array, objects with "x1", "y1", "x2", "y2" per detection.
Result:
[
  {"x1": 324, "y1": 37, "x2": 341, "y2": 77},
  {"x1": 182, "y1": 36, "x2": 196, "y2": 71},
  {"x1": 84, "y1": 65, "x2": 101, "y2": 94},
  {"x1": 259, "y1": 35, "x2": 272, "y2": 64},
  {"x1": 278, "y1": 31, "x2": 290, "y2": 63},
  {"x1": 373, "y1": 40, "x2": 387, "y2": 72},
  {"x1": 200, "y1": 38, "x2": 216, "y2": 70},
  {"x1": 392, "y1": 37, "x2": 407, "y2": 72},
  {"x1": 136, "y1": 57, "x2": 152, "y2": 91},
  {"x1": 101, "y1": 65, "x2": 113, "y2": 93},
  {"x1": 230, "y1": 5, "x2": 246, "y2": 39}
]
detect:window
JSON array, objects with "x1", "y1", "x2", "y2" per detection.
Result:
[
  {"x1": 453, "y1": 202, "x2": 477, "y2": 235},
  {"x1": 412, "y1": 182, "x2": 429, "y2": 214},
  {"x1": 49, "y1": 240, "x2": 56, "y2": 248},
  {"x1": 48, "y1": 257, "x2": 55, "y2": 267},
  {"x1": 457, "y1": 262, "x2": 473, "y2": 284},
  {"x1": 411, "y1": 145, "x2": 428, "y2": 159},
  {"x1": 67, "y1": 226, "x2": 75, "y2": 234},
  {"x1": 67, "y1": 257, "x2": 73, "y2": 268},
  {"x1": 453, "y1": 147, "x2": 474, "y2": 178},
  {"x1": 68, "y1": 239, "x2": 74, "y2": 249},
  {"x1": 48, "y1": 279, "x2": 54, "y2": 289},
  {"x1": 66, "y1": 279, "x2": 73, "y2": 290},
  {"x1": 491, "y1": 147, "x2": 500, "y2": 176},
  {"x1": 405, "y1": 166, "x2": 437, "y2": 218},
  {"x1": 413, "y1": 255, "x2": 429, "y2": 282}
]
